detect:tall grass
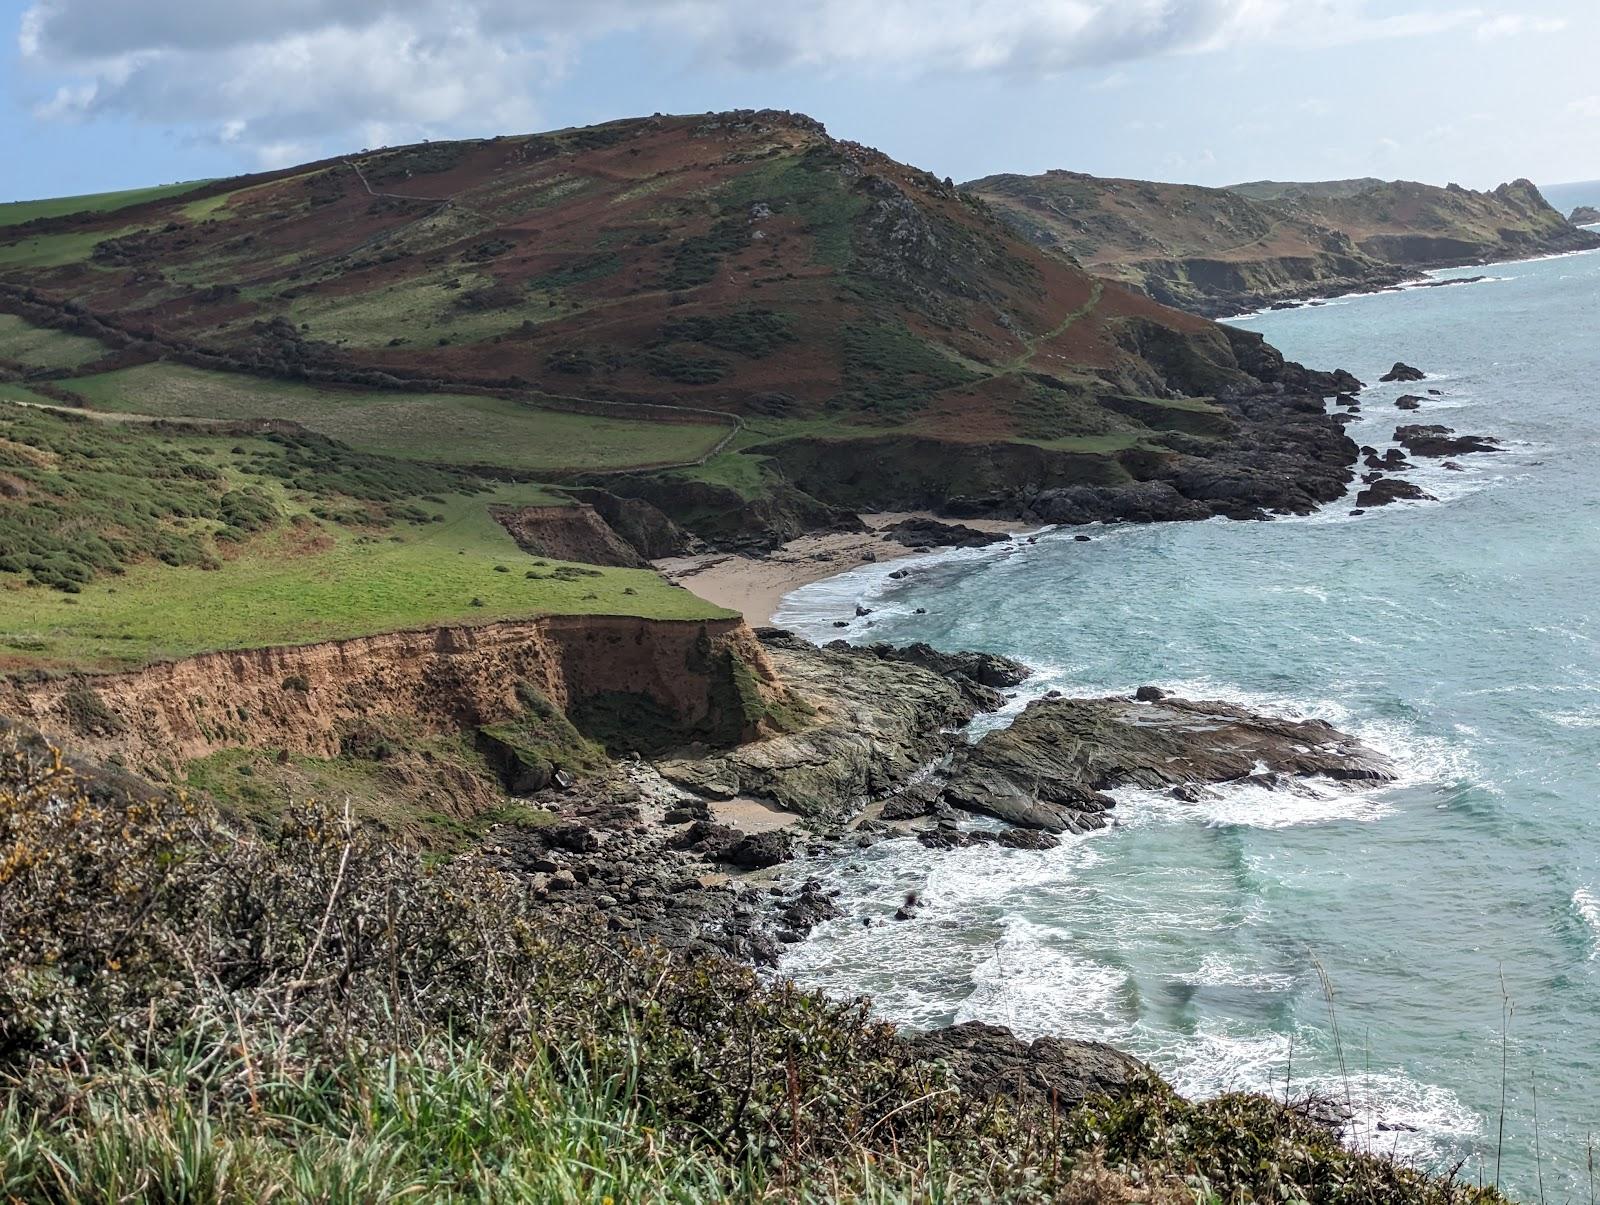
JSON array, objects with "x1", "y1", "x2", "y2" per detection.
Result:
[{"x1": 0, "y1": 739, "x2": 1516, "y2": 1203}]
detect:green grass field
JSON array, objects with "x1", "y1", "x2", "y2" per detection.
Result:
[
  {"x1": 0, "y1": 314, "x2": 110, "y2": 371},
  {"x1": 58, "y1": 363, "x2": 730, "y2": 473},
  {"x1": 0, "y1": 180, "x2": 213, "y2": 228},
  {"x1": 0, "y1": 405, "x2": 728, "y2": 670},
  {"x1": 0, "y1": 481, "x2": 726, "y2": 669}
]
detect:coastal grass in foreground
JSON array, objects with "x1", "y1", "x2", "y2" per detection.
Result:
[{"x1": 0, "y1": 743, "x2": 1513, "y2": 1204}]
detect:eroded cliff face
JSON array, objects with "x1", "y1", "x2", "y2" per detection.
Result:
[{"x1": 3, "y1": 616, "x2": 781, "y2": 781}]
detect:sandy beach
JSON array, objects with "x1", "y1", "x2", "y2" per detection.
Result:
[{"x1": 654, "y1": 512, "x2": 1025, "y2": 624}]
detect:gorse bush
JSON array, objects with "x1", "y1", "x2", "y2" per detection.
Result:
[{"x1": 0, "y1": 740, "x2": 1512, "y2": 1202}]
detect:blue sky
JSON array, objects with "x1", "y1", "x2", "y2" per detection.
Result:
[{"x1": 4, "y1": 0, "x2": 1597, "y2": 204}]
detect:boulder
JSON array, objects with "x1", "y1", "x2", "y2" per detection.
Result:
[
  {"x1": 884, "y1": 516, "x2": 1009, "y2": 549},
  {"x1": 1355, "y1": 478, "x2": 1436, "y2": 508},
  {"x1": 1395, "y1": 395, "x2": 1423, "y2": 410},
  {"x1": 905, "y1": 1021, "x2": 1154, "y2": 1110},
  {"x1": 715, "y1": 830, "x2": 794, "y2": 870},
  {"x1": 1379, "y1": 361, "x2": 1426, "y2": 382},
  {"x1": 1394, "y1": 424, "x2": 1500, "y2": 457}
]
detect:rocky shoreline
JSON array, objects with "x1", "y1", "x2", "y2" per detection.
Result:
[{"x1": 473, "y1": 626, "x2": 1396, "y2": 1096}]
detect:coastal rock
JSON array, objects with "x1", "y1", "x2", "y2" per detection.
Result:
[
  {"x1": 674, "y1": 631, "x2": 981, "y2": 820},
  {"x1": 845, "y1": 640, "x2": 1030, "y2": 696},
  {"x1": 715, "y1": 830, "x2": 794, "y2": 870},
  {"x1": 1395, "y1": 395, "x2": 1423, "y2": 410},
  {"x1": 1379, "y1": 361, "x2": 1426, "y2": 382},
  {"x1": 879, "y1": 781, "x2": 940, "y2": 820},
  {"x1": 884, "y1": 516, "x2": 1009, "y2": 549},
  {"x1": 905, "y1": 1021, "x2": 1152, "y2": 1110},
  {"x1": 1394, "y1": 424, "x2": 1501, "y2": 457},
  {"x1": 939, "y1": 693, "x2": 1394, "y2": 832},
  {"x1": 1355, "y1": 478, "x2": 1436, "y2": 508},
  {"x1": 1364, "y1": 449, "x2": 1412, "y2": 470}
]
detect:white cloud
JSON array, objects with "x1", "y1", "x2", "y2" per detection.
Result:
[
  {"x1": 1475, "y1": 13, "x2": 1566, "y2": 40},
  {"x1": 1569, "y1": 96, "x2": 1600, "y2": 119},
  {"x1": 12, "y1": 0, "x2": 1555, "y2": 164}
]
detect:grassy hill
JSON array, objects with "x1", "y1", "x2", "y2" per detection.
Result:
[
  {"x1": 0, "y1": 400, "x2": 724, "y2": 672},
  {"x1": 0, "y1": 110, "x2": 1359, "y2": 545},
  {"x1": 0, "y1": 109, "x2": 1374, "y2": 639},
  {"x1": 969, "y1": 171, "x2": 1600, "y2": 316}
]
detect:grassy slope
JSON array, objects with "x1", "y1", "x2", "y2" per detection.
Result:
[
  {"x1": 1, "y1": 483, "x2": 723, "y2": 669},
  {"x1": 0, "y1": 314, "x2": 110, "y2": 370},
  {"x1": 0, "y1": 111, "x2": 1251, "y2": 457},
  {"x1": 0, "y1": 405, "x2": 726, "y2": 671},
  {"x1": 0, "y1": 180, "x2": 213, "y2": 227},
  {"x1": 52, "y1": 362, "x2": 729, "y2": 473}
]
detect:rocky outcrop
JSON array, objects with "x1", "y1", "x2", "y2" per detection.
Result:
[
  {"x1": 939, "y1": 693, "x2": 1395, "y2": 832},
  {"x1": 3, "y1": 616, "x2": 783, "y2": 781},
  {"x1": 1394, "y1": 424, "x2": 1500, "y2": 457},
  {"x1": 838, "y1": 641, "x2": 1030, "y2": 709},
  {"x1": 1355, "y1": 478, "x2": 1435, "y2": 508},
  {"x1": 594, "y1": 469, "x2": 863, "y2": 553},
  {"x1": 491, "y1": 503, "x2": 649, "y2": 568},
  {"x1": 1380, "y1": 362, "x2": 1426, "y2": 383},
  {"x1": 906, "y1": 1021, "x2": 1153, "y2": 1109},
  {"x1": 1573, "y1": 206, "x2": 1600, "y2": 225},
  {"x1": 561, "y1": 487, "x2": 699, "y2": 559},
  {"x1": 658, "y1": 631, "x2": 981, "y2": 818},
  {"x1": 884, "y1": 516, "x2": 1009, "y2": 549}
]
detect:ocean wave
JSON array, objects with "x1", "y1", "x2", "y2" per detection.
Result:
[
  {"x1": 1121, "y1": 780, "x2": 1396, "y2": 832},
  {"x1": 1136, "y1": 1019, "x2": 1483, "y2": 1159},
  {"x1": 772, "y1": 526, "x2": 1051, "y2": 639},
  {"x1": 954, "y1": 916, "x2": 1136, "y2": 1041},
  {"x1": 1573, "y1": 888, "x2": 1600, "y2": 960}
]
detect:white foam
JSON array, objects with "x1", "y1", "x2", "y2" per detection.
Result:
[
  {"x1": 772, "y1": 526, "x2": 1052, "y2": 639},
  {"x1": 1126, "y1": 780, "x2": 1396, "y2": 831},
  {"x1": 1573, "y1": 888, "x2": 1600, "y2": 960},
  {"x1": 954, "y1": 916, "x2": 1135, "y2": 1040}
]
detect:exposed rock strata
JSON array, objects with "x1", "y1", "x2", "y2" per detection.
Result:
[
  {"x1": 491, "y1": 503, "x2": 649, "y2": 568},
  {"x1": 658, "y1": 630, "x2": 980, "y2": 818},
  {"x1": 2, "y1": 616, "x2": 780, "y2": 781}
]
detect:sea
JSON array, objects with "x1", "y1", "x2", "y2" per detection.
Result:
[{"x1": 773, "y1": 245, "x2": 1600, "y2": 1199}]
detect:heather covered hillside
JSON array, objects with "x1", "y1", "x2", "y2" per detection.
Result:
[{"x1": 2, "y1": 111, "x2": 1361, "y2": 550}]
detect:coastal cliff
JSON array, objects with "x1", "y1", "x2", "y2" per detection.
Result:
[
  {"x1": 3, "y1": 615, "x2": 781, "y2": 781},
  {"x1": 970, "y1": 170, "x2": 1600, "y2": 317}
]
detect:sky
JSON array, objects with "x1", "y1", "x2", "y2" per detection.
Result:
[{"x1": 3, "y1": 0, "x2": 1598, "y2": 204}]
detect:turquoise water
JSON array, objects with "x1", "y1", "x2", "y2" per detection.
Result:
[{"x1": 777, "y1": 249, "x2": 1600, "y2": 1198}]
